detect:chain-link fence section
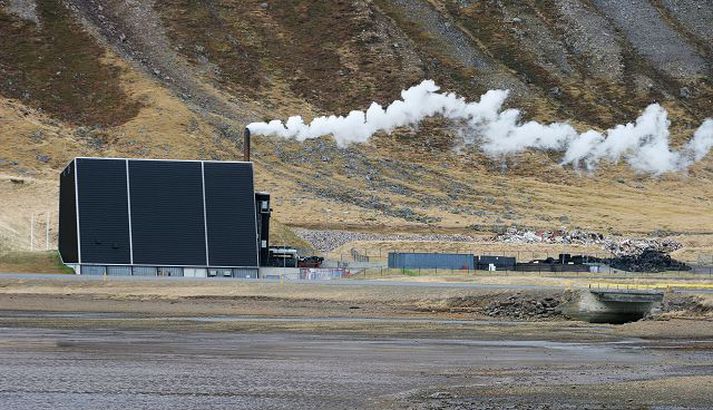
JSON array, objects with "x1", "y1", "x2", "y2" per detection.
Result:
[
  {"x1": 317, "y1": 246, "x2": 713, "y2": 276},
  {"x1": 0, "y1": 210, "x2": 57, "y2": 255}
]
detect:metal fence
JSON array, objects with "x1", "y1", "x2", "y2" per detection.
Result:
[
  {"x1": 260, "y1": 268, "x2": 348, "y2": 281},
  {"x1": 318, "y1": 247, "x2": 713, "y2": 276},
  {"x1": 0, "y1": 210, "x2": 57, "y2": 254},
  {"x1": 350, "y1": 265, "x2": 713, "y2": 279},
  {"x1": 322, "y1": 243, "x2": 713, "y2": 266},
  {"x1": 325, "y1": 248, "x2": 626, "y2": 264}
]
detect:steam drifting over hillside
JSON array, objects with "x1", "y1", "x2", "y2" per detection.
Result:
[{"x1": 247, "y1": 80, "x2": 713, "y2": 174}]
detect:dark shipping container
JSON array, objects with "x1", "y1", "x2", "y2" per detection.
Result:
[{"x1": 388, "y1": 252, "x2": 475, "y2": 270}]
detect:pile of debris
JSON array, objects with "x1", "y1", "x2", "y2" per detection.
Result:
[
  {"x1": 494, "y1": 227, "x2": 682, "y2": 257},
  {"x1": 603, "y1": 237, "x2": 682, "y2": 257},
  {"x1": 484, "y1": 294, "x2": 563, "y2": 320},
  {"x1": 608, "y1": 249, "x2": 690, "y2": 273},
  {"x1": 495, "y1": 227, "x2": 606, "y2": 246}
]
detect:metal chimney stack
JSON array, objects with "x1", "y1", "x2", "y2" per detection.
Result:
[{"x1": 243, "y1": 128, "x2": 251, "y2": 162}]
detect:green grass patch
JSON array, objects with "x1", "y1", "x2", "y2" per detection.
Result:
[
  {"x1": 0, "y1": 251, "x2": 74, "y2": 274},
  {"x1": 270, "y1": 220, "x2": 315, "y2": 253}
]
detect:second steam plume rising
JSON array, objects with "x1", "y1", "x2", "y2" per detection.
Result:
[{"x1": 247, "y1": 80, "x2": 713, "y2": 174}]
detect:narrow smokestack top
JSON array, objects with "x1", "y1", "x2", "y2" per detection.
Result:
[{"x1": 243, "y1": 127, "x2": 251, "y2": 162}]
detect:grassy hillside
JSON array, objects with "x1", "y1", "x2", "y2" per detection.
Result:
[{"x1": 1, "y1": 0, "x2": 712, "y2": 253}]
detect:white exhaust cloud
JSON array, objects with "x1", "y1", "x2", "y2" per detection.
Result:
[{"x1": 247, "y1": 80, "x2": 713, "y2": 174}]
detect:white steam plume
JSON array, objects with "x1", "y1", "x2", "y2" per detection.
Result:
[{"x1": 247, "y1": 80, "x2": 713, "y2": 174}]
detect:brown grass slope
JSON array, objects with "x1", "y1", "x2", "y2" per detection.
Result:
[{"x1": 1, "y1": 0, "x2": 712, "y2": 253}]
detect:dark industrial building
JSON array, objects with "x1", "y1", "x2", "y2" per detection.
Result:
[
  {"x1": 58, "y1": 157, "x2": 270, "y2": 277},
  {"x1": 388, "y1": 252, "x2": 475, "y2": 270}
]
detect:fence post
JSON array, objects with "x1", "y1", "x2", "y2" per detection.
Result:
[
  {"x1": 45, "y1": 212, "x2": 50, "y2": 251},
  {"x1": 30, "y1": 213, "x2": 34, "y2": 251}
]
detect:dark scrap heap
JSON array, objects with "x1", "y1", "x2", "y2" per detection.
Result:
[{"x1": 607, "y1": 249, "x2": 690, "y2": 273}]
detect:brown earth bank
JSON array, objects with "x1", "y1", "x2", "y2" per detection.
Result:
[{"x1": 0, "y1": 277, "x2": 711, "y2": 337}]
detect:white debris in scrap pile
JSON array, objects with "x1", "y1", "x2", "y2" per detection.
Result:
[
  {"x1": 494, "y1": 227, "x2": 682, "y2": 257},
  {"x1": 605, "y1": 238, "x2": 682, "y2": 258}
]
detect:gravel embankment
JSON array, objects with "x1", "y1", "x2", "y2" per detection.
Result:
[
  {"x1": 591, "y1": 0, "x2": 708, "y2": 78},
  {"x1": 661, "y1": 0, "x2": 713, "y2": 49},
  {"x1": 554, "y1": 0, "x2": 623, "y2": 80},
  {"x1": 390, "y1": 0, "x2": 488, "y2": 70},
  {"x1": 293, "y1": 228, "x2": 478, "y2": 252}
]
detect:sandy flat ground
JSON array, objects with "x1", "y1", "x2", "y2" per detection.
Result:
[{"x1": 0, "y1": 275, "x2": 712, "y2": 409}]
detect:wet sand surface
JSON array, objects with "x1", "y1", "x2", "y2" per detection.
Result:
[
  {"x1": 0, "y1": 314, "x2": 712, "y2": 409},
  {"x1": 0, "y1": 277, "x2": 712, "y2": 408}
]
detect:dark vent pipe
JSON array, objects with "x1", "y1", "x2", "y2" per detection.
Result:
[{"x1": 243, "y1": 128, "x2": 251, "y2": 162}]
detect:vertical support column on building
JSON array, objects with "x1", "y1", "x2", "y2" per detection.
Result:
[
  {"x1": 201, "y1": 161, "x2": 210, "y2": 267},
  {"x1": 74, "y1": 159, "x2": 82, "y2": 264},
  {"x1": 125, "y1": 159, "x2": 134, "y2": 265}
]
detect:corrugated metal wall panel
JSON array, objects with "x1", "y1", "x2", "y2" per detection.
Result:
[
  {"x1": 184, "y1": 268, "x2": 207, "y2": 278},
  {"x1": 203, "y1": 162, "x2": 259, "y2": 267},
  {"x1": 132, "y1": 266, "x2": 157, "y2": 276},
  {"x1": 387, "y1": 253, "x2": 475, "y2": 270},
  {"x1": 76, "y1": 158, "x2": 131, "y2": 264},
  {"x1": 208, "y1": 268, "x2": 233, "y2": 277},
  {"x1": 158, "y1": 267, "x2": 184, "y2": 277},
  {"x1": 58, "y1": 161, "x2": 78, "y2": 263},
  {"x1": 106, "y1": 266, "x2": 132, "y2": 276},
  {"x1": 80, "y1": 265, "x2": 106, "y2": 275},
  {"x1": 233, "y1": 268, "x2": 258, "y2": 279},
  {"x1": 128, "y1": 160, "x2": 207, "y2": 266}
]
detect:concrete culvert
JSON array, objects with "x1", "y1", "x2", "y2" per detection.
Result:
[{"x1": 560, "y1": 290, "x2": 664, "y2": 324}]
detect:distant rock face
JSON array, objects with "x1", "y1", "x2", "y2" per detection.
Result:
[
  {"x1": 591, "y1": 0, "x2": 709, "y2": 78},
  {"x1": 660, "y1": 0, "x2": 713, "y2": 53},
  {"x1": 1, "y1": 0, "x2": 713, "y2": 236},
  {"x1": 553, "y1": 0, "x2": 624, "y2": 81},
  {"x1": 3, "y1": 0, "x2": 39, "y2": 24}
]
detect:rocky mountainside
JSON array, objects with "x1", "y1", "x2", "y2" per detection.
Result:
[{"x1": 1, "y1": 0, "x2": 712, "y2": 251}]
